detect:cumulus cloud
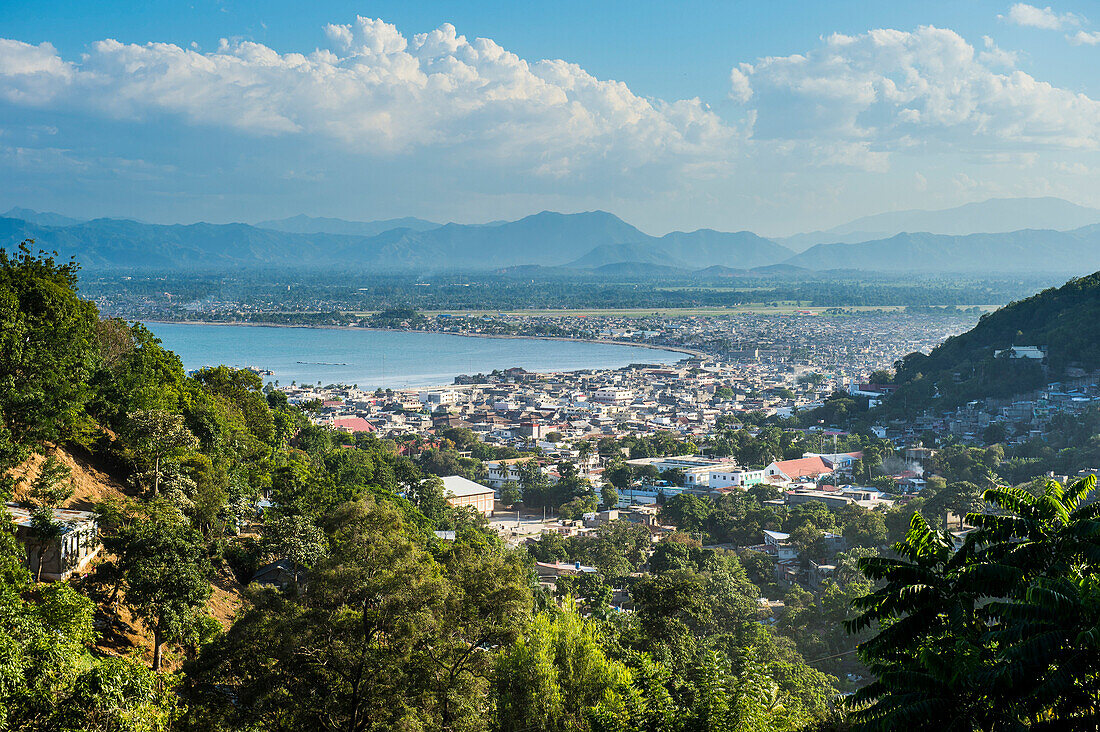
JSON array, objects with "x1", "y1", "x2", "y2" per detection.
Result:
[
  {"x1": 0, "y1": 17, "x2": 739, "y2": 180},
  {"x1": 729, "y1": 25, "x2": 1100, "y2": 153},
  {"x1": 1003, "y1": 3, "x2": 1081, "y2": 30},
  {"x1": 1069, "y1": 30, "x2": 1100, "y2": 44}
]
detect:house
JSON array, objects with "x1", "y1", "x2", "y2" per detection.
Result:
[
  {"x1": 765, "y1": 456, "x2": 834, "y2": 482},
  {"x1": 329, "y1": 416, "x2": 376, "y2": 434},
  {"x1": 7, "y1": 504, "x2": 100, "y2": 581},
  {"x1": 440, "y1": 475, "x2": 496, "y2": 516},
  {"x1": 252, "y1": 558, "x2": 303, "y2": 590},
  {"x1": 484, "y1": 457, "x2": 536, "y2": 489},
  {"x1": 762, "y1": 529, "x2": 798, "y2": 561},
  {"x1": 809, "y1": 560, "x2": 837, "y2": 589},
  {"x1": 533, "y1": 560, "x2": 598, "y2": 580}
]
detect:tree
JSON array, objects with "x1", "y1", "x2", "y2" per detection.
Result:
[
  {"x1": 184, "y1": 497, "x2": 448, "y2": 730},
  {"x1": 601, "y1": 482, "x2": 619, "y2": 510},
  {"x1": 846, "y1": 512, "x2": 993, "y2": 730},
  {"x1": 519, "y1": 460, "x2": 551, "y2": 509},
  {"x1": 494, "y1": 608, "x2": 633, "y2": 732},
  {"x1": 23, "y1": 454, "x2": 73, "y2": 509},
  {"x1": 846, "y1": 475, "x2": 1100, "y2": 729},
  {"x1": 126, "y1": 409, "x2": 199, "y2": 498},
  {"x1": 0, "y1": 243, "x2": 99, "y2": 462},
  {"x1": 431, "y1": 536, "x2": 532, "y2": 728},
  {"x1": 660, "y1": 467, "x2": 687, "y2": 486},
  {"x1": 114, "y1": 511, "x2": 212, "y2": 671},
  {"x1": 27, "y1": 507, "x2": 64, "y2": 583},
  {"x1": 261, "y1": 513, "x2": 327, "y2": 587},
  {"x1": 500, "y1": 480, "x2": 522, "y2": 508},
  {"x1": 923, "y1": 480, "x2": 984, "y2": 528}
]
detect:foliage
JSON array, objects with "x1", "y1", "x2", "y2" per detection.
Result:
[{"x1": 847, "y1": 475, "x2": 1100, "y2": 730}]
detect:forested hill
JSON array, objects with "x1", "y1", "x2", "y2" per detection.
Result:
[{"x1": 889, "y1": 271, "x2": 1100, "y2": 409}]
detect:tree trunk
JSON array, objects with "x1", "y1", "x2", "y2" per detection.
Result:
[
  {"x1": 34, "y1": 547, "x2": 44, "y2": 583},
  {"x1": 152, "y1": 628, "x2": 163, "y2": 671},
  {"x1": 152, "y1": 454, "x2": 160, "y2": 498}
]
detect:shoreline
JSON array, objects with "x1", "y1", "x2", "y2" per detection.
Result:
[{"x1": 144, "y1": 319, "x2": 707, "y2": 360}]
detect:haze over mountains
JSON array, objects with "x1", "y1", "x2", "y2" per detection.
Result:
[
  {"x1": 3, "y1": 197, "x2": 1100, "y2": 275},
  {"x1": 777, "y1": 197, "x2": 1100, "y2": 251}
]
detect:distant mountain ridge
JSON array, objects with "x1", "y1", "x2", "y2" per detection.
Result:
[
  {"x1": 2, "y1": 197, "x2": 1099, "y2": 275},
  {"x1": 2, "y1": 207, "x2": 85, "y2": 228},
  {"x1": 255, "y1": 214, "x2": 440, "y2": 236},
  {"x1": 0, "y1": 209, "x2": 792, "y2": 272},
  {"x1": 785, "y1": 228, "x2": 1100, "y2": 273},
  {"x1": 779, "y1": 197, "x2": 1100, "y2": 251}
]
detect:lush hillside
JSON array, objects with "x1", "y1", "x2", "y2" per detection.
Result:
[{"x1": 889, "y1": 271, "x2": 1100, "y2": 409}]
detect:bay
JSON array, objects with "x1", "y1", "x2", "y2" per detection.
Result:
[{"x1": 145, "y1": 323, "x2": 686, "y2": 389}]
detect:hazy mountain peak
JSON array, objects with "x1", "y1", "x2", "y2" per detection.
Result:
[
  {"x1": 779, "y1": 196, "x2": 1100, "y2": 251},
  {"x1": 2, "y1": 207, "x2": 85, "y2": 227}
]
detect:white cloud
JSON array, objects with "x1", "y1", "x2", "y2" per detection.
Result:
[
  {"x1": 1068, "y1": 30, "x2": 1100, "y2": 44},
  {"x1": 0, "y1": 17, "x2": 739, "y2": 180},
  {"x1": 730, "y1": 25, "x2": 1100, "y2": 152},
  {"x1": 979, "y1": 36, "x2": 1017, "y2": 67},
  {"x1": 1003, "y1": 3, "x2": 1081, "y2": 30}
]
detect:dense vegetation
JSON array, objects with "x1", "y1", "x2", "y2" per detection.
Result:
[{"x1": 889, "y1": 271, "x2": 1100, "y2": 411}]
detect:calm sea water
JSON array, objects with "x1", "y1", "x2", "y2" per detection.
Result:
[{"x1": 146, "y1": 323, "x2": 685, "y2": 389}]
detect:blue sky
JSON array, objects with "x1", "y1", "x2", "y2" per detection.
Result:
[{"x1": 2, "y1": 0, "x2": 1100, "y2": 234}]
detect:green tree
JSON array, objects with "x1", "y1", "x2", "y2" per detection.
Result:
[
  {"x1": 184, "y1": 497, "x2": 448, "y2": 730},
  {"x1": 431, "y1": 536, "x2": 532, "y2": 728},
  {"x1": 260, "y1": 513, "x2": 327, "y2": 587},
  {"x1": 0, "y1": 244, "x2": 98, "y2": 482},
  {"x1": 601, "y1": 482, "x2": 619, "y2": 510},
  {"x1": 23, "y1": 454, "x2": 73, "y2": 509},
  {"x1": 500, "y1": 480, "x2": 522, "y2": 508},
  {"x1": 494, "y1": 608, "x2": 633, "y2": 732},
  {"x1": 126, "y1": 409, "x2": 199, "y2": 498},
  {"x1": 114, "y1": 510, "x2": 213, "y2": 670}
]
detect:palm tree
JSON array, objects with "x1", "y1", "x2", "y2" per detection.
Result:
[
  {"x1": 846, "y1": 512, "x2": 995, "y2": 731},
  {"x1": 846, "y1": 475, "x2": 1100, "y2": 730}
]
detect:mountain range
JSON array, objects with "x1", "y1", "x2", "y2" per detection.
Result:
[
  {"x1": 254, "y1": 214, "x2": 440, "y2": 237},
  {"x1": 777, "y1": 196, "x2": 1100, "y2": 251},
  {"x1": 3, "y1": 197, "x2": 1099, "y2": 275}
]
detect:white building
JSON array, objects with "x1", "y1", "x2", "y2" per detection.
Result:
[
  {"x1": 420, "y1": 390, "x2": 461, "y2": 407},
  {"x1": 484, "y1": 458, "x2": 536, "y2": 490},
  {"x1": 708, "y1": 468, "x2": 767, "y2": 489},
  {"x1": 592, "y1": 387, "x2": 635, "y2": 405}
]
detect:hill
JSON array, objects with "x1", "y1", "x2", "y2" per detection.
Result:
[
  {"x1": 565, "y1": 242, "x2": 685, "y2": 269},
  {"x1": 656, "y1": 229, "x2": 792, "y2": 269},
  {"x1": 780, "y1": 197, "x2": 1100, "y2": 250},
  {"x1": 889, "y1": 271, "x2": 1100, "y2": 410},
  {"x1": 0, "y1": 210, "x2": 655, "y2": 271}
]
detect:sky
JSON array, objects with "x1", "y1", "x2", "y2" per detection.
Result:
[{"x1": 2, "y1": 0, "x2": 1100, "y2": 235}]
